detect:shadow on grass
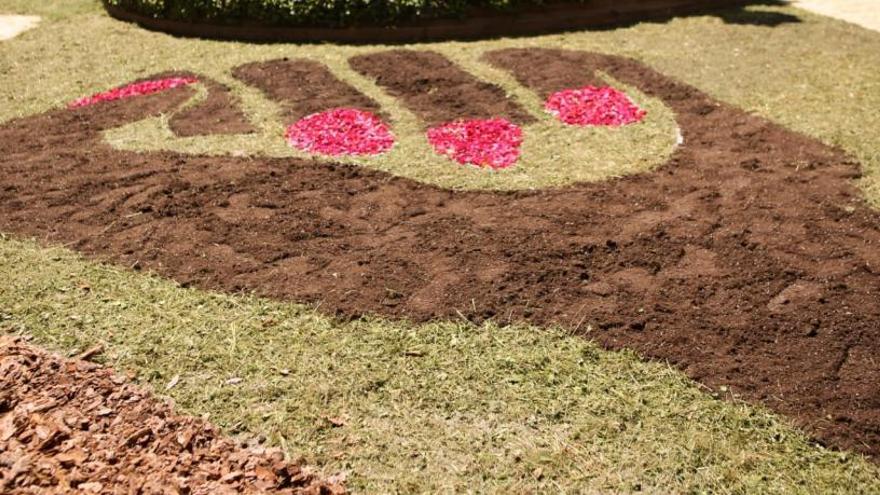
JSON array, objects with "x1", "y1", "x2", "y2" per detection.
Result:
[
  {"x1": 713, "y1": 3, "x2": 801, "y2": 27},
  {"x1": 596, "y1": 1, "x2": 800, "y2": 30}
]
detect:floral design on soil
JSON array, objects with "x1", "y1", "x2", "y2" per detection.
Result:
[
  {"x1": 545, "y1": 86, "x2": 646, "y2": 126},
  {"x1": 285, "y1": 108, "x2": 394, "y2": 156},
  {"x1": 0, "y1": 49, "x2": 878, "y2": 461},
  {"x1": 69, "y1": 77, "x2": 198, "y2": 108},
  {"x1": 426, "y1": 118, "x2": 523, "y2": 169},
  {"x1": 112, "y1": 54, "x2": 676, "y2": 191}
]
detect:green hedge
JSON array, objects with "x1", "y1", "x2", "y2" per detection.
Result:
[{"x1": 103, "y1": 0, "x2": 576, "y2": 28}]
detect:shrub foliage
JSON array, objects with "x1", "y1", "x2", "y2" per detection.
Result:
[{"x1": 103, "y1": 0, "x2": 575, "y2": 27}]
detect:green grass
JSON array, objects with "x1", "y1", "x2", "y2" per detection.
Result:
[
  {"x1": 2, "y1": 1, "x2": 880, "y2": 492},
  {"x1": 2, "y1": 234, "x2": 879, "y2": 493}
]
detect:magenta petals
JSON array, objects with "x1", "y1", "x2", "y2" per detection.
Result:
[
  {"x1": 426, "y1": 118, "x2": 523, "y2": 170},
  {"x1": 285, "y1": 108, "x2": 394, "y2": 157},
  {"x1": 69, "y1": 77, "x2": 198, "y2": 108},
  {"x1": 545, "y1": 86, "x2": 646, "y2": 126}
]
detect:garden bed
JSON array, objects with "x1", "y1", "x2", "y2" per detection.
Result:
[
  {"x1": 1, "y1": 47, "x2": 879, "y2": 460},
  {"x1": 3, "y1": 1, "x2": 880, "y2": 491},
  {"x1": 104, "y1": 0, "x2": 755, "y2": 43}
]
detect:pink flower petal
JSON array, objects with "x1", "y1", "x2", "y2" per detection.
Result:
[
  {"x1": 426, "y1": 118, "x2": 523, "y2": 170},
  {"x1": 545, "y1": 86, "x2": 646, "y2": 126},
  {"x1": 285, "y1": 108, "x2": 394, "y2": 157},
  {"x1": 69, "y1": 77, "x2": 198, "y2": 108}
]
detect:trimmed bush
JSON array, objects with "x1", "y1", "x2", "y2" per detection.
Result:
[{"x1": 103, "y1": 0, "x2": 578, "y2": 28}]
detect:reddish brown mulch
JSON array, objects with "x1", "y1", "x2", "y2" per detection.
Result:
[
  {"x1": 349, "y1": 50, "x2": 535, "y2": 127},
  {"x1": 0, "y1": 49, "x2": 878, "y2": 459},
  {"x1": 0, "y1": 336, "x2": 346, "y2": 494}
]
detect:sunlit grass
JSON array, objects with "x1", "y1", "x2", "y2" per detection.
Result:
[{"x1": 2, "y1": 235, "x2": 879, "y2": 493}]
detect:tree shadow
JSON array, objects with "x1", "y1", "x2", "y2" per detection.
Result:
[
  {"x1": 599, "y1": 1, "x2": 801, "y2": 31},
  {"x1": 713, "y1": 2, "x2": 801, "y2": 27}
]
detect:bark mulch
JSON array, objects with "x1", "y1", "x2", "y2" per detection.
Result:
[{"x1": 0, "y1": 336, "x2": 346, "y2": 494}]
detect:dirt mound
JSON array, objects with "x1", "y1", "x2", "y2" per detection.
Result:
[
  {"x1": 0, "y1": 337, "x2": 346, "y2": 494},
  {"x1": 170, "y1": 75, "x2": 255, "y2": 137},
  {"x1": 349, "y1": 50, "x2": 534, "y2": 127},
  {"x1": 0, "y1": 49, "x2": 878, "y2": 459},
  {"x1": 233, "y1": 59, "x2": 383, "y2": 124}
]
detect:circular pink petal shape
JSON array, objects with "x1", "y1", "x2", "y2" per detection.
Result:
[
  {"x1": 285, "y1": 108, "x2": 394, "y2": 157},
  {"x1": 426, "y1": 118, "x2": 523, "y2": 170},
  {"x1": 545, "y1": 86, "x2": 646, "y2": 126},
  {"x1": 69, "y1": 77, "x2": 198, "y2": 108}
]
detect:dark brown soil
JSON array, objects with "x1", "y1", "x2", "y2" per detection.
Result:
[
  {"x1": 170, "y1": 76, "x2": 255, "y2": 137},
  {"x1": 233, "y1": 59, "x2": 382, "y2": 124},
  {"x1": 349, "y1": 50, "x2": 535, "y2": 127},
  {"x1": 0, "y1": 336, "x2": 345, "y2": 494},
  {"x1": 0, "y1": 49, "x2": 878, "y2": 459}
]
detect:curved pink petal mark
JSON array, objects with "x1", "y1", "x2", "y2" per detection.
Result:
[
  {"x1": 69, "y1": 77, "x2": 198, "y2": 108},
  {"x1": 426, "y1": 118, "x2": 523, "y2": 170},
  {"x1": 285, "y1": 108, "x2": 394, "y2": 157},
  {"x1": 545, "y1": 86, "x2": 646, "y2": 126}
]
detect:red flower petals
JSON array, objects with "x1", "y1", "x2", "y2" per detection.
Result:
[
  {"x1": 426, "y1": 118, "x2": 523, "y2": 170},
  {"x1": 69, "y1": 77, "x2": 198, "y2": 108},
  {"x1": 545, "y1": 86, "x2": 646, "y2": 126},
  {"x1": 285, "y1": 108, "x2": 394, "y2": 156}
]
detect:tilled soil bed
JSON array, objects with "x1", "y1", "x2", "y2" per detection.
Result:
[
  {"x1": 0, "y1": 48, "x2": 878, "y2": 459},
  {"x1": 0, "y1": 337, "x2": 346, "y2": 494}
]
